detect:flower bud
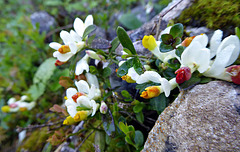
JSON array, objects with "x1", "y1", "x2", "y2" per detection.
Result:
[
  {"x1": 140, "y1": 86, "x2": 161, "y2": 99},
  {"x1": 73, "y1": 111, "x2": 89, "y2": 122},
  {"x1": 100, "y1": 101, "x2": 108, "y2": 114},
  {"x1": 175, "y1": 67, "x2": 192, "y2": 84},
  {"x1": 63, "y1": 116, "x2": 76, "y2": 125},
  {"x1": 142, "y1": 35, "x2": 157, "y2": 51},
  {"x1": 55, "y1": 60, "x2": 66, "y2": 66},
  {"x1": 58, "y1": 45, "x2": 71, "y2": 54},
  {"x1": 226, "y1": 65, "x2": 240, "y2": 84},
  {"x1": 181, "y1": 36, "x2": 195, "y2": 47},
  {"x1": 121, "y1": 75, "x2": 136, "y2": 83},
  {"x1": 86, "y1": 50, "x2": 105, "y2": 61},
  {"x1": 1, "y1": 106, "x2": 10, "y2": 113}
]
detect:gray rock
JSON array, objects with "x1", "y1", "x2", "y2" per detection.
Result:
[
  {"x1": 142, "y1": 81, "x2": 240, "y2": 151},
  {"x1": 185, "y1": 26, "x2": 213, "y2": 37},
  {"x1": 30, "y1": 11, "x2": 55, "y2": 33}
]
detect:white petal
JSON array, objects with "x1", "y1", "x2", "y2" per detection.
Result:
[
  {"x1": 18, "y1": 130, "x2": 27, "y2": 144},
  {"x1": 65, "y1": 98, "x2": 78, "y2": 107},
  {"x1": 90, "y1": 100, "x2": 98, "y2": 116},
  {"x1": 49, "y1": 42, "x2": 61, "y2": 50},
  {"x1": 69, "y1": 42, "x2": 78, "y2": 54},
  {"x1": 77, "y1": 96, "x2": 91, "y2": 108},
  {"x1": 26, "y1": 102, "x2": 36, "y2": 110},
  {"x1": 74, "y1": 17, "x2": 84, "y2": 37},
  {"x1": 86, "y1": 73, "x2": 99, "y2": 88},
  {"x1": 151, "y1": 45, "x2": 164, "y2": 61},
  {"x1": 20, "y1": 95, "x2": 28, "y2": 101},
  {"x1": 195, "y1": 48, "x2": 210, "y2": 73},
  {"x1": 66, "y1": 88, "x2": 78, "y2": 100},
  {"x1": 67, "y1": 105, "x2": 78, "y2": 118},
  {"x1": 8, "y1": 98, "x2": 16, "y2": 105},
  {"x1": 210, "y1": 30, "x2": 223, "y2": 58},
  {"x1": 70, "y1": 30, "x2": 82, "y2": 42},
  {"x1": 190, "y1": 34, "x2": 208, "y2": 48},
  {"x1": 75, "y1": 55, "x2": 89, "y2": 75},
  {"x1": 60, "y1": 30, "x2": 74, "y2": 44},
  {"x1": 204, "y1": 44, "x2": 236, "y2": 76},
  {"x1": 216, "y1": 35, "x2": 240, "y2": 66},
  {"x1": 75, "y1": 80, "x2": 90, "y2": 94},
  {"x1": 160, "y1": 78, "x2": 171, "y2": 97},
  {"x1": 127, "y1": 67, "x2": 140, "y2": 81},
  {"x1": 84, "y1": 15, "x2": 93, "y2": 28},
  {"x1": 53, "y1": 51, "x2": 73, "y2": 62},
  {"x1": 136, "y1": 71, "x2": 162, "y2": 84}
]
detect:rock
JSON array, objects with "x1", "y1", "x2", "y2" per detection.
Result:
[
  {"x1": 142, "y1": 81, "x2": 240, "y2": 151},
  {"x1": 30, "y1": 11, "x2": 55, "y2": 33},
  {"x1": 186, "y1": 26, "x2": 214, "y2": 37}
]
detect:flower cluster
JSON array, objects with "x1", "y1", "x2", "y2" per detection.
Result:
[{"x1": 1, "y1": 95, "x2": 36, "y2": 113}]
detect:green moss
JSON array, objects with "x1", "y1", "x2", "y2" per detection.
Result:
[
  {"x1": 176, "y1": 0, "x2": 240, "y2": 30},
  {"x1": 17, "y1": 127, "x2": 50, "y2": 152}
]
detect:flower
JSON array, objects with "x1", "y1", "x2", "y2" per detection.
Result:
[
  {"x1": 140, "y1": 86, "x2": 161, "y2": 99},
  {"x1": 49, "y1": 30, "x2": 85, "y2": 62},
  {"x1": 73, "y1": 15, "x2": 93, "y2": 38},
  {"x1": 75, "y1": 54, "x2": 90, "y2": 75},
  {"x1": 65, "y1": 74, "x2": 100, "y2": 120},
  {"x1": 175, "y1": 67, "x2": 192, "y2": 84},
  {"x1": 86, "y1": 50, "x2": 105, "y2": 61},
  {"x1": 142, "y1": 35, "x2": 177, "y2": 63},
  {"x1": 100, "y1": 101, "x2": 108, "y2": 114}
]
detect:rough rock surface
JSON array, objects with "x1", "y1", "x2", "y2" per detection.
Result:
[{"x1": 142, "y1": 81, "x2": 240, "y2": 151}]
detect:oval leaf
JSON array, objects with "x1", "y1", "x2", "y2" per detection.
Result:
[
  {"x1": 161, "y1": 34, "x2": 173, "y2": 44},
  {"x1": 82, "y1": 25, "x2": 96, "y2": 40},
  {"x1": 160, "y1": 43, "x2": 174, "y2": 52},
  {"x1": 169, "y1": 23, "x2": 184, "y2": 39}
]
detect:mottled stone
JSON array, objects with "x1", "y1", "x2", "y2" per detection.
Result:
[{"x1": 142, "y1": 81, "x2": 240, "y2": 151}]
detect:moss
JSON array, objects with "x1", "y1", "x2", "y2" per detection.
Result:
[
  {"x1": 17, "y1": 127, "x2": 50, "y2": 152},
  {"x1": 176, "y1": 0, "x2": 240, "y2": 31}
]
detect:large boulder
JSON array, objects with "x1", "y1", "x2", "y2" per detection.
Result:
[{"x1": 142, "y1": 81, "x2": 240, "y2": 151}]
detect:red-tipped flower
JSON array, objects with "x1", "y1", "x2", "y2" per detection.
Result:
[
  {"x1": 226, "y1": 65, "x2": 240, "y2": 84},
  {"x1": 175, "y1": 67, "x2": 192, "y2": 84}
]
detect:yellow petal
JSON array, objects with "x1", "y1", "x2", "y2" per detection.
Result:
[
  {"x1": 73, "y1": 111, "x2": 89, "y2": 122},
  {"x1": 1, "y1": 106, "x2": 10, "y2": 113},
  {"x1": 142, "y1": 35, "x2": 157, "y2": 51},
  {"x1": 140, "y1": 86, "x2": 161, "y2": 99}
]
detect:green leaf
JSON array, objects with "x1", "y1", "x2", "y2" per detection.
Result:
[
  {"x1": 161, "y1": 34, "x2": 173, "y2": 44},
  {"x1": 200, "y1": 77, "x2": 212, "y2": 84},
  {"x1": 133, "y1": 57, "x2": 144, "y2": 75},
  {"x1": 160, "y1": 43, "x2": 174, "y2": 52},
  {"x1": 123, "y1": 48, "x2": 132, "y2": 55},
  {"x1": 69, "y1": 54, "x2": 78, "y2": 79},
  {"x1": 169, "y1": 23, "x2": 184, "y2": 38},
  {"x1": 76, "y1": 106, "x2": 91, "y2": 111},
  {"x1": 89, "y1": 66, "x2": 98, "y2": 75},
  {"x1": 175, "y1": 46, "x2": 185, "y2": 57},
  {"x1": 109, "y1": 37, "x2": 120, "y2": 54},
  {"x1": 27, "y1": 83, "x2": 45, "y2": 101},
  {"x1": 82, "y1": 25, "x2": 96, "y2": 40},
  {"x1": 117, "y1": 58, "x2": 134, "y2": 77},
  {"x1": 136, "y1": 112, "x2": 144, "y2": 123},
  {"x1": 87, "y1": 34, "x2": 96, "y2": 46},
  {"x1": 134, "y1": 130, "x2": 144, "y2": 148},
  {"x1": 149, "y1": 94, "x2": 169, "y2": 114},
  {"x1": 179, "y1": 74, "x2": 201, "y2": 90},
  {"x1": 235, "y1": 27, "x2": 240, "y2": 39},
  {"x1": 127, "y1": 125, "x2": 135, "y2": 139},
  {"x1": 95, "y1": 131, "x2": 105, "y2": 152},
  {"x1": 121, "y1": 90, "x2": 132, "y2": 98},
  {"x1": 125, "y1": 136, "x2": 134, "y2": 146},
  {"x1": 118, "y1": 13, "x2": 142, "y2": 30},
  {"x1": 119, "y1": 122, "x2": 128, "y2": 135},
  {"x1": 172, "y1": 37, "x2": 182, "y2": 48},
  {"x1": 117, "y1": 26, "x2": 136, "y2": 54},
  {"x1": 133, "y1": 103, "x2": 144, "y2": 113},
  {"x1": 103, "y1": 67, "x2": 111, "y2": 78}
]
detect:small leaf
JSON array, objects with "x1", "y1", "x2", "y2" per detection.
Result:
[
  {"x1": 149, "y1": 94, "x2": 169, "y2": 114},
  {"x1": 59, "y1": 76, "x2": 75, "y2": 89},
  {"x1": 109, "y1": 37, "x2": 120, "y2": 54},
  {"x1": 117, "y1": 26, "x2": 136, "y2": 54},
  {"x1": 125, "y1": 136, "x2": 135, "y2": 146},
  {"x1": 136, "y1": 112, "x2": 144, "y2": 123},
  {"x1": 133, "y1": 57, "x2": 144, "y2": 75},
  {"x1": 133, "y1": 103, "x2": 144, "y2": 113},
  {"x1": 121, "y1": 90, "x2": 132, "y2": 98},
  {"x1": 127, "y1": 125, "x2": 135, "y2": 139},
  {"x1": 161, "y1": 34, "x2": 173, "y2": 44},
  {"x1": 179, "y1": 74, "x2": 201, "y2": 90},
  {"x1": 175, "y1": 46, "x2": 185, "y2": 57},
  {"x1": 200, "y1": 77, "x2": 212, "y2": 83},
  {"x1": 172, "y1": 37, "x2": 182, "y2": 48},
  {"x1": 160, "y1": 43, "x2": 174, "y2": 52},
  {"x1": 82, "y1": 25, "x2": 96, "y2": 40},
  {"x1": 134, "y1": 130, "x2": 144, "y2": 148},
  {"x1": 123, "y1": 48, "x2": 132, "y2": 55},
  {"x1": 90, "y1": 38, "x2": 111, "y2": 49},
  {"x1": 119, "y1": 122, "x2": 128, "y2": 135},
  {"x1": 118, "y1": 13, "x2": 142, "y2": 30},
  {"x1": 49, "y1": 104, "x2": 68, "y2": 116},
  {"x1": 89, "y1": 66, "x2": 98, "y2": 75},
  {"x1": 170, "y1": 23, "x2": 184, "y2": 38},
  {"x1": 87, "y1": 34, "x2": 96, "y2": 46},
  {"x1": 103, "y1": 67, "x2": 112, "y2": 78},
  {"x1": 117, "y1": 58, "x2": 134, "y2": 77},
  {"x1": 69, "y1": 54, "x2": 78, "y2": 79}
]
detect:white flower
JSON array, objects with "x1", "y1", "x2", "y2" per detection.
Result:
[
  {"x1": 180, "y1": 39, "x2": 210, "y2": 73},
  {"x1": 73, "y1": 15, "x2": 93, "y2": 38},
  {"x1": 75, "y1": 54, "x2": 90, "y2": 75},
  {"x1": 49, "y1": 30, "x2": 85, "y2": 62},
  {"x1": 65, "y1": 77, "x2": 100, "y2": 118},
  {"x1": 6, "y1": 96, "x2": 36, "y2": 112}
]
